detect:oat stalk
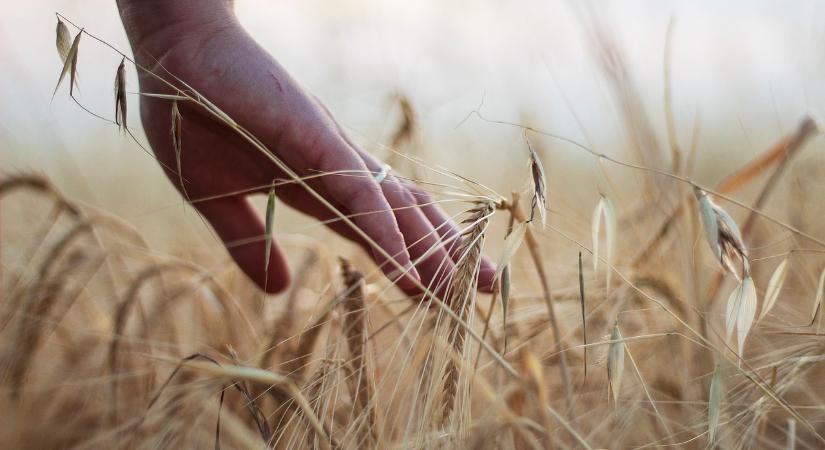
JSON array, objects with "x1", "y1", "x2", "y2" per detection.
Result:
[{"x1": 52, "y1": 27, "x2": 81, "y2": 99}]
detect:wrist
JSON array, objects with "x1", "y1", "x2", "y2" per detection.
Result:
[{"x1": 117, "y1": 0, "x2": 236, "y2": 61}]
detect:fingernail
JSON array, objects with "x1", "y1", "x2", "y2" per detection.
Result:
[{"x1": 408, "y1": 264, "x2": 421, "y2": 282}]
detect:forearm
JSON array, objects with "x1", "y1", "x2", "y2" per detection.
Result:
[{"x1": 116, "y1": 0, "x2": 236, "y2": 60}]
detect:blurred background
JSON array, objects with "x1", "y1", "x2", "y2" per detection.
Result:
[
  {"x1": 2, "y1": 0, "x2": 824, "y2": 269},
  {"x1": 4, "y1": 3, "x2": 825, "y2": 447}
]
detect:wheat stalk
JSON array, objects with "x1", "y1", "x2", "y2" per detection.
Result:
[
  {"x1": 440, "y1": 201, "x2": 493, "y2": 425},
  {"x1": 339, "y1": 259, "x2": 376, "y2": 447}
]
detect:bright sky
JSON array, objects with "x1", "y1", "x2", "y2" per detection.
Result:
[{"x1": 1, "y1": 0, "x2": 823, "y2": 178}]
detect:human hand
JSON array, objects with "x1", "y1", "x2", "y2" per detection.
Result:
[{"x1": 117, "y1": 0, "x2": 495, "y2": 295}]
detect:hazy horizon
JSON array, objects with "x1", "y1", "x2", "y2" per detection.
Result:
[{"x1": 2, "y1": 0, "x2": 824, "y2": 227}]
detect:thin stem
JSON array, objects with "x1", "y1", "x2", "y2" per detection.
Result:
[{"x1": 510, "y1": 197, "x2": 573, "y2": 414}]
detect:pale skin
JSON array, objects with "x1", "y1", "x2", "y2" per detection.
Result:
[{"x1": 116, "y1": 0, "x2": 495, "y2": 296}]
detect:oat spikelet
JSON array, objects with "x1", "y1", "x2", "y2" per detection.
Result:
[
  {"x1": 726, "y1": 276, "x2": 757, "y2": 358},
  {"x1": 607, "y1": 322, "x2": 625, "y2": 404},
  {"x1": 708, "y1": 364, "x2": 723, "y2": 445},
  {"x1": 592, "y1": 194, "x2": 617, "y2": 292},
  {"x1": 495, "y1": 221, "x2": 527, "y2": 281},
  {"x1": 114, "y1": 58, "x2": 127, "y2": 131},
  {"x1": 53, "y1": 28, "x2": 82, "y2": 99},
  {"x1": 694, "y1": 187, "x2": 749, "y2": 281},
  {"x1": 787, "y1": 418, "x2": 797, "y2": 450},
  {"x1": 55, "y1": 18, "x2": 71, "y2": 63},
  {"x1": 441, "y1": 201, "x2": 494, "y2": 425},
  {"x1": 758, "y1": 255, "x2": 789, "y2": 323},
  {"x1": 526, "y1": 139, "x2": 547, "y2": 228}
]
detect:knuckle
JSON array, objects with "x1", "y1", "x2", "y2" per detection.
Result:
[{"x1": 347, "y1": 181, "x2": 383, "y2": 212}]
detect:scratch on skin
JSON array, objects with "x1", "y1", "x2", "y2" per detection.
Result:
[{"x1": 270, "y1": 73, "x2": 283, "y2": 93}]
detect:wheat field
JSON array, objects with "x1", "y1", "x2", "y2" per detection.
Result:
[{"x1": 2, "y1": 4, "x2": 825, "y2": 450}]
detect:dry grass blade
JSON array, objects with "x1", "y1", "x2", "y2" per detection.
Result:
[
  {"x1": 114, "y1": 57, "x2": 127, "y2": 131},
  {"x1": 592, "y1": 198, "x2": 604, "y2": 273},
  {"x1": 178, "y1": 359, "x2": 333, "y2": 450},
  {"x1": 141, "y1": 92, "x2": 190, "y2": 100},
  {"x1": 140, "y1": 354, "x2": 227, "y2": 442},
  {"x1": 716, "y1": 117, "x2": 818, "y2": 195},
  {"x1": 194, "y1": 92, "x2": 238, "y2": 128},
  {"x1": 726, "y1": 276, "x2": 757, "y2": 358},
  {"x1": 591, "y1": 194, "x2": 617, "y2": 292},
  {"x1": 758, "y1": 255, "x2": 789, "y2": 323},
  {"x1": 809, "y1": 267, "x2": 825, "y2": 330},
  {"x1": 493, "y1": 193, "x2": 518, "y2": 356},
  {"x1": 607, "y1": 322, "x2": 625, "y2": 404},
  {"x1": 663, "y1": 17, "x2": 681, "y2": 174},
  {"x1": 500, "y1": 265, "x2": 511, "y2": 352},
  {"x1": 264, "y1": 186, "x2": 276, "y2": 282},
  {"x1": 225, "y1": 347, "x2": 273, "y2": 444},
  {"x1": 708, "y1": 364, "x2": 722, "y2": 445},
  {"x1": 6, "y1": 223, "x2": 98, "y2": 398},
  {"x1": 526, "y1": 138, "x2": 547, "y2": 228},
  {"x1": 171, "y1": 100, "x2": 185, "y2": 196},
  {"x1": 391, "y1": 93, "x2": 417, "y2": 149},
  {"x1": 55, "y1": 17, "x2": 71, "y2": 62},
  {"x1": 496, "y1": 221, "x2": 527, "y2": 281},
  {"x1": 518, "y1": 349, "x2": 552, "y2": 446},
  {"x1": 52, "y1": 28, "x2": 81, "y2": 99},
  {"x1": 696, "y1": 188, "x2": 719, "y2": 259},
  {"x1": 578, "y1": 251, "x2": 587, "y2": 378}
]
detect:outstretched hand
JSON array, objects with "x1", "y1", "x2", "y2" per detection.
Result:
[{"x1": 117, "y1": 0, "x2": 495, "y2": 296}]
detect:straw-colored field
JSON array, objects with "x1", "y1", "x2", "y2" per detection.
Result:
[{"x1": 2, "y1": 2, "x2": 825, "y2": 449}]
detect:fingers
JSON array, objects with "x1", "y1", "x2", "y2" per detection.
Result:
[
  {"x1": 276, "y1": 177, "x2": 455, "y2": 299},
  {"x1": 194, "y1": 196, "x2": 290, "y2": 294},
  {"x1": 401, "y1": 181, "x2": 497, "y2": 293},
  {"x1": 373, "y1": 174, "x2": 458, "y2": 298},
  {"x1": 296, "y1": 97, "x2": 494, "y2": 294},
  {"x1": 304, "y1": 130, "x2": 421, "y2": 291}
]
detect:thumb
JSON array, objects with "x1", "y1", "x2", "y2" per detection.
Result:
[{"x1": 194, "y1": 196, "x2": 290, "y2": 294}]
